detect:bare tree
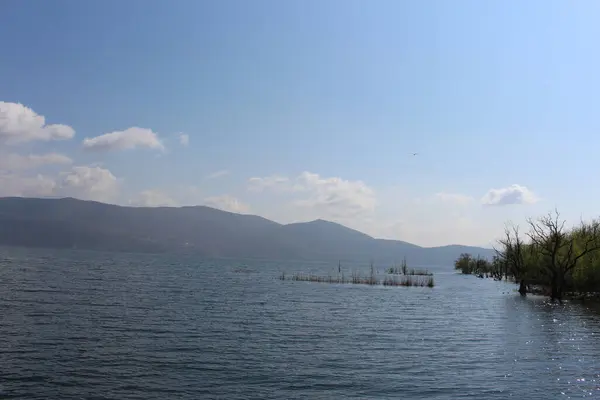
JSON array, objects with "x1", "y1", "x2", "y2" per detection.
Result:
[
  {"x1": 494, "y1": 223, "x2": 527, "y2": 295},
  {"x1": 489, "y1": 255, "x2": 504, "y2": 281},
  {"x1": 526, "y1": 209, "x2": 600, "y2": 300}
]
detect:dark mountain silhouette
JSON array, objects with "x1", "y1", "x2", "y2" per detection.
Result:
[{"x1": 0, "y1": 197, "x2": 494, "y2": 266}]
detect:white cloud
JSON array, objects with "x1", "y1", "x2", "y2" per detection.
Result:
[
  {"x1": 0, "y1": 101, "x2": 75, "y2": 144},
  {"x1": 179, "y1": 133, "x2": 189, "y2": 146},
  {"x1": 481, "y1": 184, "x2": 539, "y2": 206},
  {"x1": 82, "y1": 127, "x2": 164, "y2": 152},
  {"x1": 206, "y1": 169, "x2": 229, "y2": 179},
  {"x1": 249, "y1": 171, "x2": 376, "y2": 221},
  {"x1": 0, "y1": 166, "x2": 121, "y2": 203},
  {"x1": 204, "y1": 195, "x2": 250, "y2": 213},
  {"x1": 0, "y1": 153, "x2": 72, "y2": 171},
  {"x1": 0, "y1": 142, "x2": 540, "y2": 247},
  {"x1": 247, "y1": 175, "x2": 290, "y2": 192},
  {"x1": 0, "y1": 173, "x2": 57, "y2": 197},
  {"x1": 245, "y1": 173, "x2": 518, "y2": 246},
  {"x1": 291, "y1": 172, "x2": 376, "y2": 218},
  {"x1": 57, "y1": 166, "x2": 120, "y2": 202},
  {"x1": 434, "y1": 192, "x2": 474, "y2": 206},
  {"x1": 130, "y1": 190, "x2": 177, "y2": 207}
]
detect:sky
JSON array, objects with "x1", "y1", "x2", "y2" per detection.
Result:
[{"x1": 1, "y1": 0, "x2": 600, "y2": 248}]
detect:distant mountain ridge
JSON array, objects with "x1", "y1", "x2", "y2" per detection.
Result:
[{"x1": 0, "y1": 197, "x2": 494, "y2": 266}]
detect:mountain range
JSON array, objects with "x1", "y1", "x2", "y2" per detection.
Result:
[{"x1": 0, "y1": 197, "x2": 494, "y2": 266}]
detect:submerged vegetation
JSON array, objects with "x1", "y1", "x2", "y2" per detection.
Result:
[
  {"x1": 455, "y1": 209, "x2": 600, "y2": 301},
  {"x1": 383, "y1": 275, "x2": 435, "y2": 287},
  {"x1": 280, "y1": 261, "x2": 434, "y2": 288},
  {"x1": 280, "y1": 272, "x2": 434, "y2": 288},
  {"x1": 385, "y1": 267, "x2": 432, "y2": 276},
  {"x1": 385, "y1": 256, "x2": 432, "y2": 276}
]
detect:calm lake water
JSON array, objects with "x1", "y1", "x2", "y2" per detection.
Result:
[{"x1": 0, "y1": 247, "x2": 599, "y2": 399}]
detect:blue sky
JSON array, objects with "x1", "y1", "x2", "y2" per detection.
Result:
[{"x1": 1, "y1": 0, "x2": 600, "y2": 247}]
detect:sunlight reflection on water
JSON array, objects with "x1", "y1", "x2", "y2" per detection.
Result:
[{"x1": 0, "y1": 247, "x2": 599, "y2": 399}]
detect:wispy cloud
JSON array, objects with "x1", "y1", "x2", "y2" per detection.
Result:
[
  {"x1": 434, "y1": 192, "x2": 474, "y2": 206},
  {"x1": 204, "y1": 195, "x2": 250, "y2": 213},
  {"x1": 129, "y1": 189, "x2": 177, "y2": 207},
  {"x1": 179, "y1": 133, "x2": 189, "y2": 146},
  {"x1": 82, "y1": 127, "x2": 164, "y2": 152},
  {"x1": 247, "y1": 175, "x2": 290, "y2": 192},
  {"x1": 206, "y1": 169, "x2": 229, "y2": 179},
  {"x1": 0, "y1": 153, "x2": 73, "y2": 171},
  {"x1": 249, "y1": 171, "x2": 376, "y2": 219}
]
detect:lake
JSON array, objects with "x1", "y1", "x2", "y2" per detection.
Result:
[{"x1": 0, "y1": 246, "x2": 599, "y2": 399}]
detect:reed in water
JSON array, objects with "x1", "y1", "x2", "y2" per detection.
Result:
[
  {"x1": 279, "y1": 268, "x2": 434, "y2": 288},
  {"x1": 385, "y1": 267, "x2": 432, "y2": 276},
  {"x1": 384, "y1": 256, "x2": 432, "y2": 276}
]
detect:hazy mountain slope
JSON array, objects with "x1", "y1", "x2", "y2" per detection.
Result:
[
  {"x1": 278, "y1": 219, "x2": 376, "y2": 260},
  {"x1": 0, "y1": 197, "x2": 297, "y2": 259},
  {"x1": 0, "y1": 197, "x2": 494, "y2": 265}
]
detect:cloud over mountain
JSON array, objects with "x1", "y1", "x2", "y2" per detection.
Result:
[
  {"x1": 130, "y1": 190, "x2": 177, "y2": 207},
  {"x1": 204, "y1": 195, "x2": 250, "y2": 213},
  {"x1": 0, "y1": 99, "x2": 548, "y2": 247},
  {"x1": 0, "y1": 153, "x2": 72, "y2": 170},
  {"x1": 57, "y1": 166, "x2": 120, "y2": 202}
]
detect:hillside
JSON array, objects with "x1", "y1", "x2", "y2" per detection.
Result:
[{"x1": 0, "y1": 197, "x2": 494, "y2": 266}]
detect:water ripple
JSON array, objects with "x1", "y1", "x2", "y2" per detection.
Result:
[{"x1": 0, "y1": 247, "x2": 599, "y2": 399}]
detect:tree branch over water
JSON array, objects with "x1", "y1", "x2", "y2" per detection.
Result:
[
  {"x1": 455, "y1": 209, "x2": 600, "y2": 301},
  {"x1": 495, "y1": 223, "x2": 527, "y2": 295}
]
